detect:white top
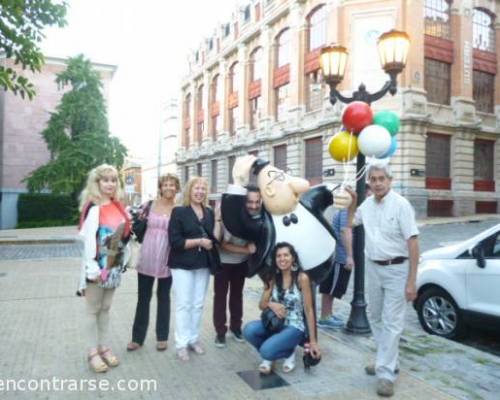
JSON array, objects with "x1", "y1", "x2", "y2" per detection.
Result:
[
  {"x1": 272, "y1": 203, "x2": 336, "y2": 270},
  {"x1": 78, "y1": 206, "x2": 101, "y2": 291},
  {"x1": 354, "y1": 190, "x2": 419, "y2": 261},
  {"x1": 219, "y1": 226, "x2": 249, "y2": 264}
]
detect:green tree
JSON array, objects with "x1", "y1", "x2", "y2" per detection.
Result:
[
  {"x1": 0, "y1": 0, "x2": 68, "y2": 99},
  {"x1": 24, "y1": 54, "x2": 128, "y2": 199}
]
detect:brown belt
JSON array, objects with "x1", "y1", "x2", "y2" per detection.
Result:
[{"x1": 372, "y1": 257, "x2": 407, "y2": 266}]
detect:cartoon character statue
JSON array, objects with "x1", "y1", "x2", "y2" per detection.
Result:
[{"x1": 221, "y1": 155, "x2": 350, "y2": 283}]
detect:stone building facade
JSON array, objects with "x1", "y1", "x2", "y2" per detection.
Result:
[
  {"x1": 177, "y1": 0, "x2": 500, "y2": 217},
  {"x1": 0, "y1": 56, "x2": 116, "y2": 229}
]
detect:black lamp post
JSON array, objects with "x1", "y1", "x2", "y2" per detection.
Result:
[{"x1": 319, "y1": 30, "x2": 410, "y2": 334}]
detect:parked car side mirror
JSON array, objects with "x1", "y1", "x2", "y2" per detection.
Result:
[{"x1": 471, "y1": 245, "x2": 486, "y2": 269}]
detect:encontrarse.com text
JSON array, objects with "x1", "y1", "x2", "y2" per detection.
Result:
[{"x1": 0, "y1": 378, "x2": 157, "y2": 392}]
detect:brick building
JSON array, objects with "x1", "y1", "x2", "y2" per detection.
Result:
[
  {"x1": 177, "y1": 0, "x2": 500, "y2": 217},
  {"x1": 0, "y1": 56, "x2": 116, "y2": 229}
]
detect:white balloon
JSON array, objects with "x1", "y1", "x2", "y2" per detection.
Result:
[{"x1": 357, "y1": 125, "x2": 392, "y2": 158}]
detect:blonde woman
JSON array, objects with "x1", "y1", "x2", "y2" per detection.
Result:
[
  {"x1": 127, "y1": 173, "x2": 180, "y2": 352},
  {"x1": 78, "y1": 164, "x2": 131, "y2": 373},
  {"x1": 168, "y1": 176, "x2": 222, "y2": 361}
]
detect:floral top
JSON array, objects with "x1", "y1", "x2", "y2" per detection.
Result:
[
  {"x1": 78, "y1": 201, "x2": 130, "y2": 291},
  {"x1": 137, "y1": 210, "x2": 171, "y2": 279},
  {"x1": 271, "y1": 281, "x2": 305, "y2": 332}
]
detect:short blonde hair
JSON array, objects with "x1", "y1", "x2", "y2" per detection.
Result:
[
  {"x1": 79, "y1": 164, "x2": 123, "y2": 210},
  {"x1": 182, "y1": 176, "x2": 208, "y2": 207},
  {"x1": 158, "y1": 173, "x2": 181, "y2": 193}
]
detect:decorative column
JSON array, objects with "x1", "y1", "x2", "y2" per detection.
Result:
[
  {"x1": 218, "y1": 61, "x2": 230, "y2": 143},
  {"x1": 450, "y1": 3, "x2": 476, "y2": 125},
  {"x1": 495, "y1": 20, "x2": 500, "y2": 127},
  {"x1": 288, "y1": 0, "x2": 307, "y2": 125},
  {"x1": 236, "y1": 43, "x2": 250, "y2": 137},
  {"x1": 189, "y1": 81, "x2": 196, "y2": 151},
  {"x1": 451, "y1": 130, "x2": 475, "y2": 216},
  {"x1": 259, "y1": 25, "x2": 274, "y2": 133},
  {"x1": 202, "y1": 73, "x2": 211, "y2": 147}
]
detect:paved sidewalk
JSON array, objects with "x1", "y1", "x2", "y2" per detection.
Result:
[{"x1": 0, "y1": 257, "x2": 455, "y2": 400}]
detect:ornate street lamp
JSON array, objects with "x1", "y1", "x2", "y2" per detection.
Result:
[{"x1": 320, "y1": 29, "x2": 410, "y2": 335}]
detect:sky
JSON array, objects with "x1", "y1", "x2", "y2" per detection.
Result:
[{"x1": 41, "y1": 0, "x2": 239, "y2": 160}]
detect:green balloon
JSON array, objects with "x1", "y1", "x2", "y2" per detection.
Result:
[{"x1": 373, "y1": 110, "x2": 400, "y2": 136}]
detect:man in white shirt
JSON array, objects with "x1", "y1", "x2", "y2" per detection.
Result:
[{"x1": 346, "y1": 163, "x2": 419, "y2": 398}]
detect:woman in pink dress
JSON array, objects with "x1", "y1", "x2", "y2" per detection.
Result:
[{"x1": 127, "y1": 173, "x2": 180, "y2": 351}]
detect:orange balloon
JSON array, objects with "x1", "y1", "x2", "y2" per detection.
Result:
[{"x1": 328, "y1": 131, "x2": 359, "y2": 162}]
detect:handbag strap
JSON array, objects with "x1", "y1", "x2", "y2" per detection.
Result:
[{"x1": 142, "y1": 200, "x2": 153, "y2": 218}]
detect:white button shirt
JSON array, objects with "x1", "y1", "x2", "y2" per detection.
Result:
[{"x1": 354, "y1": 190, "x2": 419, "y2": 261}]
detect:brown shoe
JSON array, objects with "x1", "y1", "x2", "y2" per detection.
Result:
[
  {"x1": 127, "y1": 342, "x2": 141, "y2": 352},
  {"x1": 376, "y1": 379, "x2": 395, "y2": 397},
  {"x1": 365, "y1": 364, "x2": 399, "y2": 376},
  {"x1": 365, "y1": 364, "x2": 376, "y2": 376},
  {"x1": 156, "y1": 341, "x2": 168, "y2": 351}
]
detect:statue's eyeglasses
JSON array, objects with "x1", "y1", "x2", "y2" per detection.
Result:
[{"x1": 266, "y1": 170, "x2": 287, "y2": 185}]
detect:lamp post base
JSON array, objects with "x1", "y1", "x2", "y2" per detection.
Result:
[{"x1": 344, "y1": 300, "x2": 371, "y2": 335}]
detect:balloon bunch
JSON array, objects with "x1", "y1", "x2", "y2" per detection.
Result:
[{"x1": 327, "y1": 101, "x2": 401, "y2": 194}]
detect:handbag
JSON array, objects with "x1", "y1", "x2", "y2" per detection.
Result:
[
  {"x1": 132, "y1": 200, "x2": 153, "y2": 243},
  {"x1": 197, "y1": 210, "x2": 222, "y2": 275},
  {"x1": 126, "y1": 239, "x2": 141, "y2": 269},
  {"x1": 260, "y1": 307, "x2": 284, "y2": 333}
]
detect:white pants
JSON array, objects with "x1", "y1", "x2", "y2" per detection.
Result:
[
  {"x1": 85, "y1": 283, "x2": 115, "y2": 350},
  {"x1": 171, "y1": 268, "x2": 210, "y2": 349},
  {"x1": 366, "y1": 259, "x2": 409, "y2": 382}
]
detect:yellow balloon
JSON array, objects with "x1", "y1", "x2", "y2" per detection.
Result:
[{"x1": 328, "y1": 131, "x2": 359, "y2": 162}]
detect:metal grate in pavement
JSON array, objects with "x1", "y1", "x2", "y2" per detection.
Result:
[{"x1": 237, "y1": 370, "x2": 290, "y2": 390}]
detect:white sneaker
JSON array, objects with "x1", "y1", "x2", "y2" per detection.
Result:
[
  {"x1": 258, "y1": 360, "x2": 272, "y2": 374},
  {"x1": 283, "y1": 351, "x2": 296, "y2": 373}
]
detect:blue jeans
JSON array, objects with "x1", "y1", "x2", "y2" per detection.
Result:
[{"x1": 243, "y1": 320, "x2": 305, "y2": 361}]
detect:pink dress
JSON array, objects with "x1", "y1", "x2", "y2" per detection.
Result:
[{"x1": 137, "y1": 210, "x2": 171, "y2": 279}]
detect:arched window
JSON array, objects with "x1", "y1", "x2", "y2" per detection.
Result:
[
  {"x1": 250, "y1": 47, "x2": 263, "y2": 82},
  {"x1": 424, "y1": 0, "x2": 451, "y2": 39},
  {"x1": 473, "y1": 8, "x2": 496, "y2": 52},
  {"x1": 229, "y1": 62, "x2": 240, "y2": 92},
  {"x1": 276, "y1": 28, "x2": 291, "y2": 67},
  {"x1": 196, "y1": 85, "x2": 204, "y2": 143},
  {"x1": 210, "y1": 75, "x2": 221, "y2": 137},
  {"x1": 308, "y1": 5, "x2": 327, "y2": 51},
  {"x1": 228, "y1": 62, "x2": 240, "y2": 135}
]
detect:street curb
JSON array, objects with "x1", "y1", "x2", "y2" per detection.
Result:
[{"x1": 0, "y1": 239, "x2": 77, "y2": 245}]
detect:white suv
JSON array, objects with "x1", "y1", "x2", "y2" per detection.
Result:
[{"x1": 415, "y1": 223, "x2": 500, "y2": 339}]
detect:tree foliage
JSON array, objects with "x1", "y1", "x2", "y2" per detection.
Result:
[
  {"x1": 24, "y1": 54, "x2": 128, "y2": 198},
  {"x1": 0, "y1": 0, "x2": 68, "y2": 99}
]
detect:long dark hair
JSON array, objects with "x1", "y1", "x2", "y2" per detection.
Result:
[{"x1": 262, "y1": 242, "x2": 302, "y2": 291}]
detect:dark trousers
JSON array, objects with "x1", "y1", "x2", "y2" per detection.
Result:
[
  {"x1": 213, "y1": 261, "x2": 247, "y2": 336},
  {"x1": 132, "y1": 272, "x2": 172, "y2": 344}
]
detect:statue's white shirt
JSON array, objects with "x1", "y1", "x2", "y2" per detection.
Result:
[{"x1": 272, "y1": 203, "x2": 336, "y2": 270}]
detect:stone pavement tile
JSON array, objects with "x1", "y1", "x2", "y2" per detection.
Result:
[{"x1": 0, "y1": 258, "x2": 456, "y2": 400}]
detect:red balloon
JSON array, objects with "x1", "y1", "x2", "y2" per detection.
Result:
[{"x1": 342, "y1": 101, "x2": 373, "y2": 134}]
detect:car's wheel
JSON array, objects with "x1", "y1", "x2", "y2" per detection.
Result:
[{"x1": 416, "y1": 287, "x2": 467, "y2": 339}]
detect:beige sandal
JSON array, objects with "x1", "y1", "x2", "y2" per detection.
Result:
[
  {"x1": 258, "y1": 360, "x2": 273, "y2": 375},
  {"x1": 99, "y1": 347, "x2": 119, "y2": 367},
  {"x1": 156, "y1": 341, "x2": 168, "y2": 351},
  {"x1": 88, "y1": 351, "x2": 108, "y2": 373}
]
